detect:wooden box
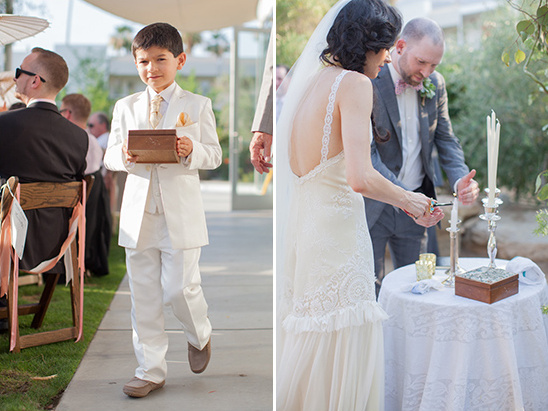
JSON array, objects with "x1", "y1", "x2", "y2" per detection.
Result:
[
  {"x1": 128, "y1": 129, "x2": 178, "y2": 163},
  {"x1": 455, "y1": 267, "x2": 518, "y2": 304}
]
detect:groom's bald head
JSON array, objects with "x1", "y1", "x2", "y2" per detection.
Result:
[
  {"x1": 401, "y1": 18, "x2": 445, "y2": 49},
  {"x1": 390, "y1": 18, "x2": 445, "y2": 86}
]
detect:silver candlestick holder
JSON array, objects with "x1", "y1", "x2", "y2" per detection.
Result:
[
  {"x1": 479, "y1": 188, "x2": 502, "y2": 268},
  {"x1": 444, "y1": 217, "x2": 465, "y2": 288}
]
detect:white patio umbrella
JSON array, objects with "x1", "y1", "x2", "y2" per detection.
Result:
[
  {"x1": 0, "y1": 15, "x2": 49, "y2": 46},
  {"x1": 84, "y1": 0, "x2": 259, "y2": 32},
  {"x1": 0, "y1": 71, "x2": 17, "y2": 109}
]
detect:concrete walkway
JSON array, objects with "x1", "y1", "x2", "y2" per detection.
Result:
[{"x1": 56, "y1": 181, "x2": 273, "y2": 411}]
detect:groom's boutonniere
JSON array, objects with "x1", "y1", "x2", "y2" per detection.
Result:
[{"x1": 420, "y1": 78, "x2": 436, "y2": 105}]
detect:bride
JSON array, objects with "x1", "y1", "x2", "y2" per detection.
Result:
[{"x1": 276, "y1": 0, "x2": 442, "y2": 410}]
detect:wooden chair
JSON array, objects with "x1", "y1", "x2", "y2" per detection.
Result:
[{"x1": 0, "y1": 175, "x2": 93, "y2": 352}]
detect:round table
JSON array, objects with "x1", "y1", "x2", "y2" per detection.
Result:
[{"x1": 378, "y1": 258, "x2": 548, "y2": 411}]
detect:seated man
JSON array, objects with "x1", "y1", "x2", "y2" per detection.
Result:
[
  {"x1": 0, "y1": 48, "x2": 88, "y2": 274},
  {"x1": 61, "y1": 94, "x2": 111, "y2": 276}
]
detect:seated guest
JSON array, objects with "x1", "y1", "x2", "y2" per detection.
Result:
[
  {"x1": 61, "y1": 94, "x2": 112, "y2": 276},
  {"x1": 0, "y1": 47, "x2": 88, "y2": 275},
  {"x1": 88, "y1": 111, "x2": 120, "y2": 217},
  {"x1": 88, "y1": 111, "x2": 110, "y2": 151}
]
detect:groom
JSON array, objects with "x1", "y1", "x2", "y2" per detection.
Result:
[{"x1": 365, "y1": 17, "x2": 479, "y2": 291}]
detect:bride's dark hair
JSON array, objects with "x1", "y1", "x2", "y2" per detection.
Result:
[
  {"x1": 321, "y1": 0, "x2": 402, "y2": 73},
  {"x1": 320, "y1": 0, "x2": 402, "y2": 142}
]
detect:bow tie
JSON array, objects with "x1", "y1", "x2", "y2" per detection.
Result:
[{"x1": 395, "y1": 79, "x2": 423, "y2": 95}]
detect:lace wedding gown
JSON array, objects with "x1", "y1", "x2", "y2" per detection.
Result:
[{"x1": 277, "y1": 70, "x2": 387, "y2": 411}]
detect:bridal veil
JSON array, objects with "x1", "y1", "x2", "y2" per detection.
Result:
[{"x1": 275, "y1": 0, "x2": 352, "y2": 335}]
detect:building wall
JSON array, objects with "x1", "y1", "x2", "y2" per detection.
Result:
[{"x1": 395, "y1": 0, "x2": 499, "y2": 46}]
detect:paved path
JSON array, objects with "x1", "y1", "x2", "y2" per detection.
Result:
[{"x1": 56, "y1": 182, "x2": 273, "y2": 410}]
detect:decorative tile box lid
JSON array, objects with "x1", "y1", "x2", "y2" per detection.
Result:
[
  {"x1": 128, "y1": 129, "x2": 178, "y2": 164},
  {"x1": 455, "y1": 266, "x2": 518, "y2": 304}
]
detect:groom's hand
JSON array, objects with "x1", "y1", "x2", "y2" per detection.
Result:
[
  {"x1": 414, "y1": 208, "x2": 444, "y2": 228},
  {"x1": 250, "y1": 131, "x2": 273, "y2": 174},
  {"x1": 457, "y1": 169, "x2": 479, "y2": 205}
]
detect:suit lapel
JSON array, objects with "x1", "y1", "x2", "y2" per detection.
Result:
[
  {"x1": 418, "y1": 78, "x2": 433, "y2": 176},
  {"x1": 164, "y1": 84, "x2": 187, "y2": 128},
  {"x1": 375, "y1": 66, "x2": 402, "y2": 147},
  {"x1": 134, "y1": 91, "x2": 150, "y2": 129}
]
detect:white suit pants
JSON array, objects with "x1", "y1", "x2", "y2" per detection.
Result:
[{"x1": 125, "y1": 212, "x2": 212, "y2": 383}]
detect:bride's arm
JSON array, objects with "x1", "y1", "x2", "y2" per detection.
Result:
[{"x1": 339, "y1": 73, "x2": 435, "y2": 221}]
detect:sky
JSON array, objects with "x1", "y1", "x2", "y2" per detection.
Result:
[{"x1": 12, "y1": 0, "x2": 143, "y2": 53}]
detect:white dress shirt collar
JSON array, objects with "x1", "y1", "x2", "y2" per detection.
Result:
[
  {"x1": 27, "y1": 98, "x2": 57, "y2": 107},
  {"x1": 147, "y1": 82, "x2": 177, "y2": 106}
]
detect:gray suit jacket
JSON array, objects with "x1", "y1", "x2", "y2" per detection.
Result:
[
  {"x1": 364, "y1": 65, "x2": 469, "y2": 228},
  {"x1": 251, "y1": 28, "x2": 273, "y2": 135}
]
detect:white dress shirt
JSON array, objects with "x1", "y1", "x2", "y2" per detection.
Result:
[
  {"x1": 388, "y1": 63, "x2": 424, "y2": 191},
  {"x1": 144, "y1": 82, "x2": 177, "y2": 214},
  {"x1": 97, "y1": 132, "x2": 109, "y2": 150},
  {"x1": 85, "y1": 131, "x2": 103, "y2": 175}
]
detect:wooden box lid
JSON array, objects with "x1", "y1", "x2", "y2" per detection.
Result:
[
  {"x1": 455, "y1": 267, "x2": 518, "y2": 304},
  {"x1": 127, "y1": 129, "x2": 178, "y2": 164}
]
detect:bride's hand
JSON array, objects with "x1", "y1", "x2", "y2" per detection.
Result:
[
  {"x1": 402, "y1": 191, "x2": 430, "y2": 217},
  {"x1": 401, "y1": 192, "x2": 443, "y2": 227}
]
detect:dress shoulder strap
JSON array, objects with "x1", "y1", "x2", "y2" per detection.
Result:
[{"x1": 321, "y1": 69, "x2": 349, "y2": 163}]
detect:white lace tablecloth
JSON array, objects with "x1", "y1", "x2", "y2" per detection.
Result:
[{"x1": 379, "y1": 258, "x2": 548, "y2": 411}]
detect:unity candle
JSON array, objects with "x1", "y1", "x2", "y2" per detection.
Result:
[
  {"x1": 486, "y1": 110, "x2": 500, "y2": 207},
  {"x1": 450, "y1": 193, "x2": 458, "y2": 232}
]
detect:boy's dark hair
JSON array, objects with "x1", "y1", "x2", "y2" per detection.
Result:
[
  {"x1": 320, "y1": 0, "x2": 402, "y2": 74},
  {"x1": 132, "y1": 22, "x2": 184, "y2": 58}
]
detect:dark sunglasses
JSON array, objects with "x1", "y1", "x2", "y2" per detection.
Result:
[{"x1": 15, "y1": 67, "x2": 46, "y2": 83}]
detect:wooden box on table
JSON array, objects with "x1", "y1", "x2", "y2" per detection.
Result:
[
  {"x1": 455, "y1": 266, "x2": 518, "y2": 304},
  {"x1": 127, "y1": 129, "x2": 178, "y2": 163}
]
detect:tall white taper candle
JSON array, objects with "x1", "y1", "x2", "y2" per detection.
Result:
[
  {"x1": 487, "y1": 110, "x2": 500, "y2": 207},
  {"x1": 450, "y1": 194, "x2": 458, "y2": 232}
]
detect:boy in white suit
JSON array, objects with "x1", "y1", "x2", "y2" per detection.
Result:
[{"x1": 104, "y1": 23, "x2": 222, "y2": 398}]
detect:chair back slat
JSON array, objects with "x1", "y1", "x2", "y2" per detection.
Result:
[
  {"x1": 1, "y1": 177, "x2": 19, "y2": 222},
  {"x1": 19, "y1": 182, "x2": 82, "y2": 210},
  {"x1": 0, "y1": 176, "x2": 90, "y2": 352}
]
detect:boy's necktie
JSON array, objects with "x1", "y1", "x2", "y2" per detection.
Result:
[{"x1": 150, "y1": 94, "x2": 163, "y2": 129}]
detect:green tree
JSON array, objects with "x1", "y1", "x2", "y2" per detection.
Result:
[
  {"x1": 276, "y1": 0, "x2": 338, "y2": 68},
  {"x1": 110, "y1": 25, "x2": 134, "y2": 55},
  {"x1": 501, "y1": 0, "x2": 548, "y2": 233},
  {"x1": 182, "y1": 32, "x2": 203, "y2": 55},
  {"x1": 176, "y1": 70, "x2": 201, "y2": 94},
  {"x1": 438, "y1": 5, "x2": 548, "y2": 201},
  {"x1": 67, "y1": 55, "x2": 115, "y2": 115},
  {"x1": 206, "y1": 32, "x2": 229, "y2": 58}
]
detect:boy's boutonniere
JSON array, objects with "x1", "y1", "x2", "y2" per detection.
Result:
[
  {"x1": 420, "y1": 78, "x2": 436, "y2": 105},
  {"x1": 176, "y1": 112, "x2": 194, "y2": 127}
]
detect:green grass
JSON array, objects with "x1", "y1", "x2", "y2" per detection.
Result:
[{"x1": 0, "y1": 239, "x2": 126, "y2": 411}]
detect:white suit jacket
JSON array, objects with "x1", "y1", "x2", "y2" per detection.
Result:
[{"x1": 104, "y1": 84, "x2": 222, "y2": 250}]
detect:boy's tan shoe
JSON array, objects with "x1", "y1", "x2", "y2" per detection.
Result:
[
  {"x1": 188, "y1": 338, "x2": 211, "y2": 374},
  {"x1": 123, "y1": 377, "x2": 165, "y2": 398}
]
